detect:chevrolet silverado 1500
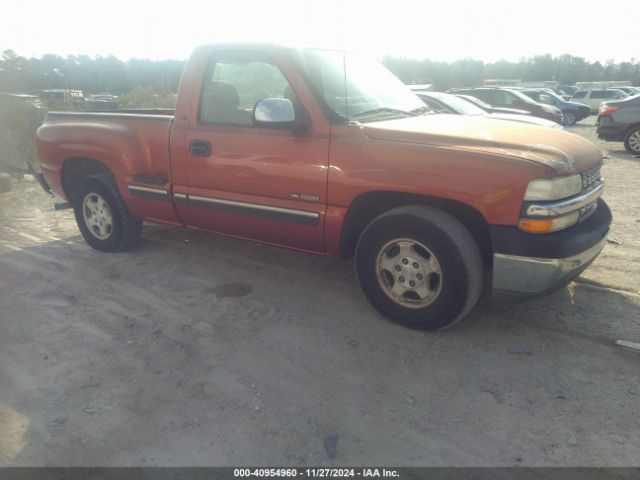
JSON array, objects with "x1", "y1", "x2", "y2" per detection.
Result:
[{"x1": 36, "y1": 44, "x2": 611, "y2": 330}]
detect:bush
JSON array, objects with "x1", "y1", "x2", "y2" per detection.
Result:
[
  {"x1": 0, "y1": 97, "x2": 46, "y2": 172},
  {"x1": 116, "y1": 86, "x2": 176, "y2": 109}
]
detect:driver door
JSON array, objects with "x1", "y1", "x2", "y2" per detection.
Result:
[{"x1": 174, "y1": 50, "x2": 330, "y2": 253}]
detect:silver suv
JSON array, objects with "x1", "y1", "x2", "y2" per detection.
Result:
[{"x1": 572, "y1": 89, "x2": 628, "y2": 113}]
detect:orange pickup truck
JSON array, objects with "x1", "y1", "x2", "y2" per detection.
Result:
[{"x1": 36, "y1": 44, "x2": 610, "y2": 330}]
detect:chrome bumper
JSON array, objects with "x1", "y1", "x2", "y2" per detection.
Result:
[{"x1": 492, "y1": 236, "x2": 606, "y2": 295}]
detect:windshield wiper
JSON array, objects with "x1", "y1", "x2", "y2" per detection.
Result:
[{"x1": 350, "y1": 107, "x2": 415, "y2": 119}]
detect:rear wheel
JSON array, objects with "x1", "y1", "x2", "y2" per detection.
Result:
[
  {"x1": 73, "y1": 174, "x2": 141, "y2": 252},
  {"x1": 563, "y1": 111, "x2": 577, "y2": 126},
  {"x1": 355, "y1": 205, "x2": 483, "y2": 330},
  {"x1": 624, "y1": 127, "x2": 640, "y2": 155}
]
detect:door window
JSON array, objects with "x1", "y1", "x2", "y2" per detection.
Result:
[
  {"x1": 590, "y1": 90, "x2": 605, "y2": 99},
  {"x1": 537, "y1": 93, "x2": 556, "y2": 105},
  {"x1": 494, "y1": 91, "x2": 520, "y2": 106},
  {"x1": 199, "y1": 51, "x2": 297, "y2": 126}
]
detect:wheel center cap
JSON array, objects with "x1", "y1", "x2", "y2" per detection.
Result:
[{"x1": 394, "y1": 256, "x2": 427, "y2": 287}]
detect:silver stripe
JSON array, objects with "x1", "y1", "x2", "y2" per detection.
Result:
[
  {"x1": 189, "y1": 195, "x2": 319, "y2": 219},
  {"x1": 174, "y1": 193, "x2": 187, "y2": 200},
  {"x1": 128, "y1": 185, "x2": 168, "y2": 196},
  {"x1": 526, "y1": 182, "x2": 604, "y2": 217}
]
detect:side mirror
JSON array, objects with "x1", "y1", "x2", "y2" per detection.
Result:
[{"x1": 253, "y1": 98, "x2": 310, "y2": 132}]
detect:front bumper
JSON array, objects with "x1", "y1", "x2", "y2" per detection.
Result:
[
  {"x1": 575, "y1": 107, "x2": 591, "y2": 122},
  {"x1": 491, "y1": 199, "x2": 611, "y2": 299}
]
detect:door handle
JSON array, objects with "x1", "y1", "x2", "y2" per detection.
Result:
[{"x1": 188, "y1": 140, "x2": 211, "y2": 157}]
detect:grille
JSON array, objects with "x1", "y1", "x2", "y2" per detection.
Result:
[{"x1": 582, "y1": 166, "x2": 602, "y2": 190}]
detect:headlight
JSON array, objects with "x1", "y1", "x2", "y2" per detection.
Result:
[{"x1": 524, "y1": 175, "x2": 582, "y2": 201}]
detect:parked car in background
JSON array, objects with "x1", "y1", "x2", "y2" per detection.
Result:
[
  {"x1": 520, "y1": 89, "x2": 590, "y2": 125},
  {"x1": 571, "y1": 89, "x2": 628, "y2": 113},
  {"x1": 557, "y1": 85, "x2": 580, "y2": 97},
  {"x1": 597, "y1": 94, "x2": 640, "y2": 154},
  {"x1": 449, "y1": 88, "x2": 563, "y2": 124},
  {"x1": 616, "y1": 87, "x2": 640, "y2": 97},
  {"x1": 411, "y1": 90, "x2": 561, "y2": 128},
  {"x1": 453, "y1": 94, "x2": 531, "y2": 116}
]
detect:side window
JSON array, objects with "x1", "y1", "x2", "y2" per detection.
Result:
[
  {"x1": 604, "y1": 90, "x2": 622, "y2": 99},
  {"x1": 590, "y1": 90, "x2": 605, "y2": 99},
  {"x1": 573, "y1": 91, "x2": 587, "y2": 99},
  {"x1": 199, "y1": 51, "x2": 296, "y2": 126},
  {"x1": 494, "y1": 91, "x2": 518, "y2": 106},
  {"x1": 472, "y1": 90, "x2": 492, "y2": 103},
  {"x1": 538, "y1": 93, "x2": 555, "y2": 105}
]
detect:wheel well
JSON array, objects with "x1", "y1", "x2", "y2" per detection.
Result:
[
  {"x1": 340, "y1": 191, "x2": 493, "y2": 269},
  {"x1": 61, "y1": 157, "x2": 111, "y2": 203},
  {"x1": 624, "y1": 122, "x2": 640, "y2": 137}
]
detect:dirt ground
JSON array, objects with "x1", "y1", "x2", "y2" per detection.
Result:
[{"x1": 0, "y1": 119, "x2": 639, "y2": 467}]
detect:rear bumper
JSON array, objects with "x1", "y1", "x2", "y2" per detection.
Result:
[
  {"x1": 491, "y1": 199, "x2": 611, "y2": 299},
  {"x1": 33, "y1": 171, "x2": 52, "y2": 195},
  {"x1": 597, "y1": 116, "x2": 627, "y2": 141}
]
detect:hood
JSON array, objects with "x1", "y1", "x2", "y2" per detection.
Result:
[
  {"x1": 490, "y1": 107, "x2": 531, "y2": 115},
  {"x1": 362, "y1": 115, "x2": 602, "y2": 175},
  {"x1": 565, "y1": 101, "x2": 590, "y2": 109},
  {"x1": 487, "y1": 113, "x2": 560, "y2": 128}
]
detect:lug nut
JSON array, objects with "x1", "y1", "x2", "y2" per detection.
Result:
[
  {"x1": 399, "y1": 276, "x2": 405, "y2": 283},
  {"x1": 394, "y1": 265, "x2": 401, "y2": 272},
  {"x1": 409, "y1": 280, "x2": 415, "y2": 287},
  {"x1": 402, "y1": 258, "x2": 409, "y2": 265},
  {"x1": 413, "y1": 262, "x2": 419, "y2": 269},
  {"x1": 416, "y1": 274, "x2": 423, "y2": 280}
]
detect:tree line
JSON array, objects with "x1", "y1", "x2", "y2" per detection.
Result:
[
  {"x1": 383, "y1": 54, "x2": 640, "y2": 91},
  {"x1": 1, "y1": 49, "x2": 639, "y2": 96}
]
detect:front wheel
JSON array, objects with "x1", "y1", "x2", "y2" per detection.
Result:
[
  {"x1": 73, "y1": 174, "x2": 141, "y2": 252},
  {"x1": 355, "y1": 205, "x2": 483, "y2": 330},
  {"x1": 563, "y1": 111, "x2": 577, "y2": 126},
  {"x1": 624, "y1": 127, "x2": 640, "y2": 155}
]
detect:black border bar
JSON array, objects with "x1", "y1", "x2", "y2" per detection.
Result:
[{"x1": 0, "y1": 468, "x2": 638, "y2": 480}]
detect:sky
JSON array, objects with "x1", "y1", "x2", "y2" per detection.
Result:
[{"x1": 1, "y1": 0, "x2": 638, "y2": 63}]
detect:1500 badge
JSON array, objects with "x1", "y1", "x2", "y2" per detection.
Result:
[{"x1": 291, "y1": 193, "x2": 320, "y2": 202}]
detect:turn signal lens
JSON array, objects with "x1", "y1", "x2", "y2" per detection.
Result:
[
  {"x1": 519, "y1": 218, "x2": 554, "y2": 233},
  {"x1": 519, "y1": 211, "x2": 580, "y2": 234}
]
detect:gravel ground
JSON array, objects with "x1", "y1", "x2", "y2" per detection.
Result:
[{"x1": 0, "y1": 118, "x2": 639, "y2": 466}]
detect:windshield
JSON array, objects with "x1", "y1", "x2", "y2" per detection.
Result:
[
  {"x1": 287, "y1": 48, "x2": 426, "y2": 122},
  {"x1": 456, "y1": 95, "x2": 491, "y2": 111},
  {"x1": 431, "y1": 94, "x2": 486, "y2": 115}
]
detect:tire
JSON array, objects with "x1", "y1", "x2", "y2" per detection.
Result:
[
  {"x1": 73, "y1": 174, "x2": 141, "y2": 252},
  {"x1": 563, "y1": 111, "x2": 577, "y2": 126},
  {"x1": 0, "y1": 173, "x2": 11, "y2": 194},
  {"x1": 355, "y1": 205, "x2": 483, "y2": 330},
  {"x1": 623, "y1": 126, "x2": 640, "y2": 155}
]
